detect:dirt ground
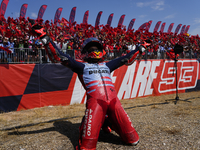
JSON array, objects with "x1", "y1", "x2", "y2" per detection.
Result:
[{"x1": 0, "y1": 91, "x2": 200, "y2": 150}]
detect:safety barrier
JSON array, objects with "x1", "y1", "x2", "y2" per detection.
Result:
[
  {"x1": 0, "y1": 48, "x2": 125, "y2": 63},
  {"x1": 0, "y1": 59, "x2": 200, "y2": 112},
  {"x1": 0, "y1": 48, "x2": 43, "y2": 64}
]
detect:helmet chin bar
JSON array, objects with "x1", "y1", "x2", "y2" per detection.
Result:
[
  {"x1": 82, "y1": 49, "x2": 103, "y2": 63},
  {"x1": 87, "y1": 58, "x2": 102, "y2": 63}
]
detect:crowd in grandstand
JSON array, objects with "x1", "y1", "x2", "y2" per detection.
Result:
[{"x1": 0, "y1": 16, "x2": 200, "y2": 63}]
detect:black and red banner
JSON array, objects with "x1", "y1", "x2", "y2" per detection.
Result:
[
  {"x1": 117, "y1": 14, "x2": 125, "y2": 28},
  {"x1": 174, "y1": 24, "x2": 182, "y2": 34},
  {"x1": 184, "y1": 25, "x2": 190, "y2": 34},
  {"x1": 160, "y1": 22, "x2": 166, "y2": 33},
  {"x1": 95, "y1": 11, "x2": 103, "y2": 27},
  {"x1": 54, "y1": 7, "x2": 63, "y2": 23},
  {"x1": 146, "y1": 20, "x2": 152, "y2": 31},
  {"x1": 127, "y1": 18, "x2": 136, "y2": 31},
  {"x1": 69, "y1": 7, "x2": 76, "y2": 24},
  {"x1": 82, "y1": 10, "x2": 89, "y2": 24},
  {"x1": 180, "y1": 25, "x2": 186, "y2": 35},
  {"x1": 0, "y1": 0, "x2": 9, "y2": 16},
  {"x1": 167, "y1": 23, "x2": 174, "y2": 34},
  {"x1": 153, "y1": 21, "x2": 162, "y2": 32},
  {"x1": 107, "y1": 13, "x2": 114, "y2": 26},
  {"x1": 37, "y1": 5, "x2": 47, "y2": 20},
  {"x1": 20, "y1": 3, "x2": 28, "y2": 18},
  {"x1": 138, "y1": 22, "x2": 148, "y2": 30}
]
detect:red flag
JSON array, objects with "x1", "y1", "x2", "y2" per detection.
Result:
[
  {"x1": 54, "y1": 7, "x2": 62, "y2": 23},
  {"x1": 20, "y1": 3, "x2": 28, "y2": 18},
  {"x1": 117, "y1": 14, "x2": 125, "y2": 28},
  {"x1": 167, "y1": 23, "x2": 174, "y2": 34},
  {"x1": 62, "y1": 17, "x2": 69, "y2": 24},
  {"x1": 107, "y1": 13, "x2": 114, "y2": 26},
  {"x1": 127, "y1": 18, "x2": 136, "y2": 30},
  {"x1": 166, "y1": 49, "x2": 179, "y2": 60},
  {"x1": 82, "y1": 10, "x2": 89, "y2": 24},
  {"x1": 15, "y1": 27, "x2": 23, "y2": 37},
  {"x1": 69, "y1": 7, "x2": 76, "y2": 24},
  {"x1": 37, "y1": 5, "x2": 47, "y2": 20},
  {"x1": 95, "y1": 11, "x2": 103, "y2": 27},
  {"x1": 0, "y1": 46, "x2": 12, "y2": 54},
  {"x1": 0, "y1": 0, "x2": 9, "y2": 16},
  {"x1": 160, "y1": 22, "x2": 166, "y2": 33},
  {"x1": 170, "y1": 38, "x2": 177, "y2": 45},
  {"x1": 178, "y1": 35, "x2": 186, "y2": 43},
  {"x1": 63, "y1": 34, "x2": 71, "y2": 39},
  {"x1": 174, "y1": 24, "x2": 182, "y2": 34},
  {"x1": 153, "y1": 21, "x2": 162, "y2": 32},
  {"x1": 0, "y1": 24, "x2": 5, "y2": 35},
  {"x1": 5, "y1": 28, "x2": 12, "y2": 38}
]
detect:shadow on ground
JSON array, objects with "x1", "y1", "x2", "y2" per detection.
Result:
[{"x1": 7, "y1": 120, "x2": 123, "y2": 149}]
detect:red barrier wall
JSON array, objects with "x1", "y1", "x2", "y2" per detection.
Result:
[{"x1": 0, "y1": 59, "x2": 199, "y2": 112}]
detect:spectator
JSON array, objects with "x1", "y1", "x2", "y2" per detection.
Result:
[
  {"x1": 114, "y1": 42, "x2": 122, "y2": 58},
  {"x1": 0, "y1": 35, "x2": 3, "y2": 44},
  {"x1": 161, "y1": 42, "x2": 166, "y2": 59},
  {"x1": 18, "y1": 38, "x2": 25, "y2": 62},
  {"x1": 8, "y1": 37, "x2": 15, "y2": 62},
  {"x1": 54, "y1": 38, "x2": 61, "y2": 49},
  {"x1": 127, "y1": 40, "x2": 136, "y2": 51},
  {"x1": 31, "y1": 39, "x2": 37, "y2": 62},
  {"x1": 184, "y1": 45, "x2": 192, "y2": 59},
  {"x1": 121, "y1": 41, "x2": 128, "y2": 56},
  {"x1": 24, "y1": 38, "x2": 30, "y2": 62},
  {"x1": 157, "y1": 41, "x2": 162, "y2": 59},
  {"x1": 0, "y1": 37, "x2": 10, "y2": 62},
  {"x1": 13, "y1": 38, "x2": 19, "y2": 62},
  {"x1": 61, "y1": 39, "x2": 68, "y2": 54},
  {"x1": 0, "y1": 16, "x2": 200, "y2": 63}
]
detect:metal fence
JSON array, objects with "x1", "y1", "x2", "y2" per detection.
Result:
[
  {"x1": 0, "y1": 48, "x2": 199, "y2": 64},
  {"x1": 0, "y1": 48, "x2": 76, "y2": 64}
]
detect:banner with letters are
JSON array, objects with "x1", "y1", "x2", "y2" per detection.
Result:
[{"x1": 0, "y1": 59, "x2": 199, "y2": 112}]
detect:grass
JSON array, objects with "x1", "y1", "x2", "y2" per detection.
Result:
[{"x1": 160, "y1": 125, "x2": 182, "y2": 135}]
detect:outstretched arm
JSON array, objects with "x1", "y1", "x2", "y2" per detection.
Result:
[
  {"x1": 106, "y1": 45, "x2": 146, "y2": 72},
  {"x1": 29, "y1": 18, "x2": 84, "y2": 74}
]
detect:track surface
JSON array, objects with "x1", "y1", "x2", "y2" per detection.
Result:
[{"x1": 0, "y1": 91, "x2": 200, "y2": 150}]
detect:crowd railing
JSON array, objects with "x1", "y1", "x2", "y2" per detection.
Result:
[{"x1": 0, "y1": 48, "x2": 198, "y2": 64}]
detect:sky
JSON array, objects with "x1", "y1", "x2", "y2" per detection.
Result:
[{"x1": 3, "y1": 0, "x2": 200, "y2": 36}]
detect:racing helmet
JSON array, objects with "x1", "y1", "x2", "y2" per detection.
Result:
[{"x1": 81, "y1": 37, "x2": 104, "y2": 62}]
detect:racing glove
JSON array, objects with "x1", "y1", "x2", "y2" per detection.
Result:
[
  {"x1": 28, "y1": 18, "x2": 67, "y2": 63},
  {"x1": 28, "y1": 18, "x2": 47, "y2": 39},
  {"x1": 139, "y1": 41, "x2": 150, "y2": 53}
]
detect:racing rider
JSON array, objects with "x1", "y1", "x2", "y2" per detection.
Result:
[{"x1": 29, "y1": 18, "x2": 148, "y2": 150}]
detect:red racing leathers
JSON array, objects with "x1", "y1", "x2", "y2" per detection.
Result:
[{"x1": 40, "y1": 35, "x2": 141, "y2": 150}]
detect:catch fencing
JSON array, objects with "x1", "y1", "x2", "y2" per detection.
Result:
[
  {"x1": 0, "y1": 48, "x2": 197, "y2": 64},
  {"x1": 0, "y1": 48, "x2": 75, "y2": 64}
]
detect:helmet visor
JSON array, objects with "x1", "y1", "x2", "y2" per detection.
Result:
[{"x1": 87, "y1": 49, "x2": 103, "y2": 59}]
